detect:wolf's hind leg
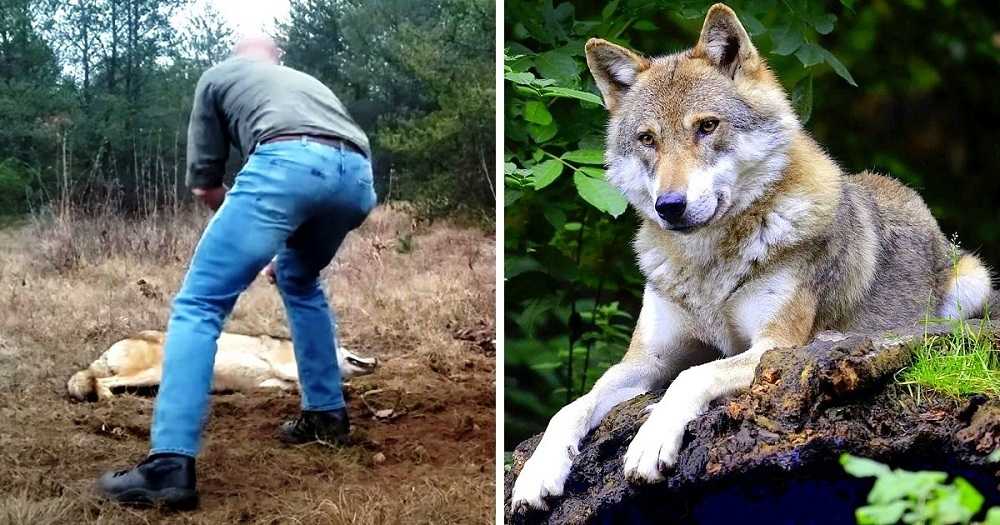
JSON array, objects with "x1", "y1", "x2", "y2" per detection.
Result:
[
  {"x1": 95, "y1": 367, "x2": 163, "y2": 400},
  {"x1": 938, "y1": 253, "x2": 992, "y2": 320},
  {"x1": 270, "y1": 361, "x2": 299, "y2": 382},
  {"x1": 511, "y1": 286, "x2": 708, "y2": 512},
  {"x1": 258, "y1": 378, "x2": 296, "y2": 390}
]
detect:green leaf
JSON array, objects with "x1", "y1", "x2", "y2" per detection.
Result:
[
  {"x1": 541, "y1": 87, "x2": 604, "y2": 106},
  {"x1": 632, "y1": 20, "x2": 658, "y2": 32},
  {"x1": 573, "y1": 172, "x2": 627, "y2": 217},
  {"x1": 792, "y1": 74, "x2": 813, "y2": 125},
  {"x1": 868, "y1": 470, "x2": 947, "y2": 504},
  {"x1": 600, "y1": 0, "x2": 619, "y2": 21},
  {"x1": 952, "y1": 477, "x2": 984, "y2": 516},
  {"x1": 771, "y1": 25, "x2": 803, "y2": 56},
  {"x1": 506, "y1": 53, "x2": 534, "y2": 73},
  {"x1": 812, "y1": 13, "x2": 836, "y2": 35},
  {"x1": 855, "y1": 502, "x2": 908, "y2": 525},
  {"x1": 505, "y1": 71, "x2": 537, "y2": 85},
  {"x1": 505, "y1": 188, "x2": 522, "y2": 207},
  {"x1": 535, "y1": 49, "x2": 579, "y2": 83},
  {"x1": 984, "y1": 507, "x2": 1000, "y2": 525},
  {"x1": 543, "y1": 206, "x2": 566, "y2": 227},
  {"x1": 505, "y1": 255, "x2": 544, "y2": 279},
  {"x1": 820, "y1": 48, "x2": 858, "y2": 87},
  {"x1": 741, "y1": 13, "x2": 766, "y2": 36},
  {"x1": 561, "y1": 149, "x2": 604, "y2": 165},
  {"x1": 523, "y1": 101, "x2": 553, "y2": 125},
  {"x1": 532, "y1": 159, "x2": 563, "y2": 189},
  {"x1": 578, "y1": 166, "x2": 605, "y2": 178},
  {"x1": 527, "y1": 121, "x2": 559, "y2": 143},
  {"x1": 795, "y1": 43, "x2": 824, "y2": 67},
  {"x1": 840, "y1": 454, "x2": 892, "y2": 478},
  {"x1": 678, "y1": 7, "x2": 703, "y2": 19}
]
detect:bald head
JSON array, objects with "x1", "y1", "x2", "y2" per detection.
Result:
[{"x1": 233, "y1": 35, "x2": 281, "y2": 64}]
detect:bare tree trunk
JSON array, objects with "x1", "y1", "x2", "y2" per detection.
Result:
[
  {"x1": 478, "y1": 139, "x2": 495, "y2": 200},
  {"x1": 108, "y1": 0, "x2": 120, "y2": 92},
  {"x1": 61, "y1": 131, "x2": 69, "y2": 221}
]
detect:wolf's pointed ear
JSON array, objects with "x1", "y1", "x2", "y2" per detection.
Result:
[
  {"x1": 585, "y1": 38, "x2": 650, "y2": 112},
  {"x1": 693, "y1": 4, "x2": 760, "y2": 78}
]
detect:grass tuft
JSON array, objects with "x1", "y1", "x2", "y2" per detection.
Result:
[{"x1": 899, "y1": 315, "x2": 1000, "y2": 399}]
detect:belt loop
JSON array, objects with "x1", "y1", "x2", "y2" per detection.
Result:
[{"x1": 300, "y1": 136, "x2": 307, "y2": 146}]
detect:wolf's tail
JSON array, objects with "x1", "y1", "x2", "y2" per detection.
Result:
[
  {"x1": 938, "y1": 252, "x2": 993, "y2": 319},
  {"x1": 66, "y1": 369, "x2": 97, "y2": 401}
]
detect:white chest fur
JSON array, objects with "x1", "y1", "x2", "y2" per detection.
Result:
[{"x1": 635, "y1": 222, "x2": 802, "y2": 356}]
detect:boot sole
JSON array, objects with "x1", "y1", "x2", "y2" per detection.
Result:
[
  {"x1": 105, "y1": 487, "x2": 199, "y2": 511},
  {"x1": 277, "y1": 434, "x2": 350, "y2": 446},
  {"x1": 277, "y1": 425, "x2": 350, "y2": 446}
]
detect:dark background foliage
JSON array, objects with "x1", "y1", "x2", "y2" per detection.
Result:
[
  {"x1": 504, "y1": 0, "x2": 1000, "y2": 449},
  {"x1": 0, "y1": 0, "x2": 495, "y2": 221}
]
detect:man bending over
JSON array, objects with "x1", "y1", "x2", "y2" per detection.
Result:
[{"x1": 97, "y1": 36, "x2": 376, "y2": 509}]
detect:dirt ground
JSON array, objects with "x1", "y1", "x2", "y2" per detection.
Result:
[{"x1": 0, "y1": 205, "x2": 496, "y2": 524}]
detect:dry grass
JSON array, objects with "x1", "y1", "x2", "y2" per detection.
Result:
[{"x1": 0, "y1": 203, "x2": 496, "y2": 524}]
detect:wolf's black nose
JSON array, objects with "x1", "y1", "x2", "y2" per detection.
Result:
[{"x1": 655, "y1": 193, "x2": 686, "y2": 223}]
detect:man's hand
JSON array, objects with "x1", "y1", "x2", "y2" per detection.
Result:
[{"x1": 192, "y1": 185, "x2": 228, "y2": 211}]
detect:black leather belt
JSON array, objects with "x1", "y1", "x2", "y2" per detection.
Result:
[{"x1": 261, "y1": 134, "x2": 365, "y2": 156}]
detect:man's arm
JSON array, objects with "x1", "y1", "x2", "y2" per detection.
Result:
[
  {"x1": 192, "y1": 185, "x2": 227, "y2": 211},
  {"x1": 185, "y1": 71, "x2": 229, "y2": 194}
]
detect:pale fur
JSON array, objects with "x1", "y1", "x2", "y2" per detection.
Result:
[
  {"x1": 938, "y1": 254, "x2": 993, "y2": 319},
  {"x1": 67, "y1": 330, "x2": 378, "y2": 401},
  {"x1": 510, "y1": 3, "x2": 993, "y2": 513}
]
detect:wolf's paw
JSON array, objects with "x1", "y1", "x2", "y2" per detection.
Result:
[
  {"x1": 622, "y1": 405, "x2": 689, "y2": 484},
  {"x1": 510, "y1": 446, "x2": 574, "y2": 513},
  {"x1": 95, "y1": 381, "x2": 115, "y2": 401}
]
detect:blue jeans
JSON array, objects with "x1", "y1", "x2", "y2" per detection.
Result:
[{"x1": 150, "y1": 138, "x2": 376, "y2": 457}]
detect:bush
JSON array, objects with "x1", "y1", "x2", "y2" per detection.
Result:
[{"x1": 0, "y1": 160, "x2": 35, "y2": 216}]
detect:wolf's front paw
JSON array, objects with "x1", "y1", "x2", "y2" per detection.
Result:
[
  {"x1": 510, "y1": 446, "x2": 574, "y2": 513},
  {"x1": 622, "y1": 405, "x2": 690, "y2": 484}
]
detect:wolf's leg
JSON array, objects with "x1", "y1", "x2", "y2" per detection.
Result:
[
  {"x1": 258, "y1": 378, "x2": 296, "y2": 390},
  {"x1": 938, "y1": 253, "x2": 992, "y2": 319},
  {"x1": 511, "y1": 287, "x2": 710, "y2": 512},
  {"x1": 623, "y1": 287, "x2": 816, "y2": 483},
  {"x1": 95, "y1": 367, "x2": 163, "y2": 401},
  {"x1": 270, "y1": 361, "x2": 299, "y2": 383}
]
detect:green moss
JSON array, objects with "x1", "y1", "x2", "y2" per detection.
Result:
[{"x1": 899, "y1": 317, "x2": 1000, "y2": 399}]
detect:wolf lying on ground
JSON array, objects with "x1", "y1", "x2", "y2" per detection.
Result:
[
  {"x1": 67, "y1": 330, "x2": 378, "y2": 401},
  {"x1": 510, "y1": 3, "x2": 993, "y2": 513}
]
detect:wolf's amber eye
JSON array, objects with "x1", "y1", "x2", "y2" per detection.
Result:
[
  {"x1": 698, "y1": 119, "x2": 719, "y2": 135},
  {"x1": 637, "y1": 133, "x2": 656, "y2": 147}
]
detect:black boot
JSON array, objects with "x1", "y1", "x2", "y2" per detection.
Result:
[
  {"x1": 97, "y1": 453, "x2": 198, "y2": 510},
  {"x1": 277, "y1": 407, "x2": 351, "y2": 445}
]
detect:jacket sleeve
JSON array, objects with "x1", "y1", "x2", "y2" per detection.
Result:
[{"x1": 184, "y1": 72, "x2": 229, "y2": 189}]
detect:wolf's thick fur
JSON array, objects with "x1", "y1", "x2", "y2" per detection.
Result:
[
  {"x1": 67, "y1": 330, "x2": 378, "y2": 401},
  {"x1": 510, "y1": 3, "x2": 993, "y2": 512}
]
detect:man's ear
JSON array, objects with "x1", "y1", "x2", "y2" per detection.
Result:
[
  {"x1": 585, "y1": 38, "x2": 650, "y2": 112},
  {"x1": 693, "y1": 3, "x2": 760, "y2": 78}
]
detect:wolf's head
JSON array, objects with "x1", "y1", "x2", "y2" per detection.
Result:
[
  {"x1": 586, "y1": 3, "x2": 798, "y2": 232},
  {"x1": 336, "y1": 346, "x2": 379, "y2": 379}
]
